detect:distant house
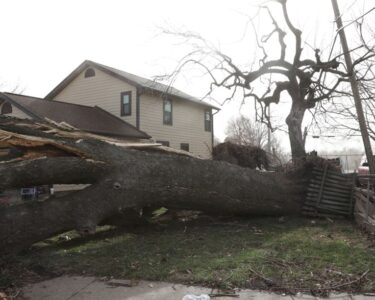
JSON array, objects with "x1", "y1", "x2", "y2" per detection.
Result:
[
  {"x1": 45, "y1": 60, "x2": 219, "y2": 158},
  {"x1": 0, "y1": 92, "x2": 150, "y2": 141}
]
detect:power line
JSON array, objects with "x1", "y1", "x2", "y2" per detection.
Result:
[{"x1": 311, "y1": 134, "x2": 363, "y2": 138}]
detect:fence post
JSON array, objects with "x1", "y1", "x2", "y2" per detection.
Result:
[
  {"x1": 316, "y1": 164, "x2": 328, "y2": 208},
  {"x1": 366, "y1": 177, "x2": 370, "y2": 223}
]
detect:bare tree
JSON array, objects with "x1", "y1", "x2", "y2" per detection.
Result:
[
  {"x1": 160, "y1": 0, "x2": 375, "y2": 160},
  {"x1": 318, "y1": 91, "x2": 375, "y2": 142},
  {"x1": 225, "y1": 115, "x2": 289, "y2": 164},
  {"x1": 225, "y1": 115, "x2": 268, "y2": 148},
  {"x1": 311, "y1": 19, "x2": 375, "y2": 143}
]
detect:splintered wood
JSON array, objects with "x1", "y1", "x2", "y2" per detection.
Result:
[
  {"x1": 0, "y1": 128, "x2": 87, "y2": 161},
  {"x1": 0, "y1": 117, "x2": 196, "y2": 162}
]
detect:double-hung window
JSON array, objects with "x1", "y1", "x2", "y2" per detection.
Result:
[
  {"x1": 204, "y1": 109, "x2": 212, "y2": 132},
  {"x1": 121, "y1": 91, "x2": 132, "y2": 116},
  {"x1": 163, "y1": 98, "x2": 172, "y2": 125}
]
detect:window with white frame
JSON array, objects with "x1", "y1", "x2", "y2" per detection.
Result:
[
  {"x1": 163, "y1": 98, "x2": 172, "y2": 125},
  {"x1": 204, "y1": 109, "x2": 212, "y2": 132},
  {"x1": 120, "y1": 91, "x2": 132, "y2": 116}
]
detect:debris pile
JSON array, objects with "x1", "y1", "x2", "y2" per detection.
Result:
[{"x1": 212, "y1": 142, "x2": 269, "y2": 170}]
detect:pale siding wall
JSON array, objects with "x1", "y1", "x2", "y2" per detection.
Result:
[
  {"x1": 0, "y1": 102, "x2": 31, "y2": 119},
  {"x1": 52, "y1": 67, "x2": 213, "y2": 158},
  {"x1": 139, "y1": 93, "x2": 212, "y2": 158},
  {"x1": 53, "y1": 68, "x2": 137, "y2": 126}
]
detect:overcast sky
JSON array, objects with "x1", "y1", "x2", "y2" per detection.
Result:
[{"x1": 0, "y1": 0, "x2": 373, "y2": 155}]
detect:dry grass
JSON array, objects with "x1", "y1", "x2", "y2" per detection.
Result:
[{"x1": 1, "y1": 217, "x2": 374, "y2": 297}]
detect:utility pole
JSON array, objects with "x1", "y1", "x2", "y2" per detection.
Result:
[{"x1": 331, "y1": 0, "x2": 375, "y2": 175}]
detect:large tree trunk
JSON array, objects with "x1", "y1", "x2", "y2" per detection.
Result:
[
  {"x1": 0, "y1": 117, "x2": 307, "y2": 253},
  {"x1": 286, "y1": 101, "x2": 307, "y2": 159}
]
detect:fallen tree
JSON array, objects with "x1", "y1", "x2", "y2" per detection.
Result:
[{"x1": 0, "y1": 116, "x2": 309, "y2": 253}]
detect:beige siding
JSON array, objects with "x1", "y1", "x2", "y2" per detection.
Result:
[
  {"x1": 53, "y1": 68, "x2": 137, "y2": 125},
  {"x1": 0, "y1": 102, "x2": 30, "y2": 119},
  {"x1": 140, "y1": 93, "x2": 212, "y2": 158},
  {"x1": 52, "y1": 67, "x2": 213, "y2": 158}
]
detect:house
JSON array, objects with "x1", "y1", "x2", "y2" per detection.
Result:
[
  {"x1": 0, "y1": 92, "x2": 152, "y2": 201},
  {"x1": 45, "y1": 60, "x2": 219, "y2": 158},
  {"x1": 0, "y1": 92, "x2": 150, "y2": 141}
]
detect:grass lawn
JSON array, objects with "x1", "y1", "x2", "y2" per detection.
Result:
[{"x1": 1, "y1": 216, "x2": 374, "y2": 296}]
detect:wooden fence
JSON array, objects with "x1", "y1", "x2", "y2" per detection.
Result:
[
  {"x1": 354, "y1": 182, "x2": 375, "y2": 233},
  {"x1": 303, "y1": 166, "x2": 356, "y2": 218}
]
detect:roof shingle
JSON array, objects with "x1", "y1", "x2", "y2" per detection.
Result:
[{"x1": 0, "y1": 92, "x2": 150, "y2": 139}]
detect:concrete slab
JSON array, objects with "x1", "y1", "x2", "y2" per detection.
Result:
[
  {"x1": 21, "y1": 276, "x2": 374, "y2": 300},
  {"x1": 22, "y1": 276, "x2": 96, "y2": 300}
]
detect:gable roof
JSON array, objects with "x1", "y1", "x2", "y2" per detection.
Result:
[
  {"x1": 0, "y1": 92, "x2": 151, "y2": 139},
  {"x1": 45, "y1": 60, "x2": 220, "y2": 110}
]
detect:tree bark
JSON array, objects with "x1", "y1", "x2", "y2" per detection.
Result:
[
  {"x1": 0, "y1": 117, "x2": 308, "y2": 253},
  {"x1": 286, "y1": 101, "x2": 307, "y2": 159}
]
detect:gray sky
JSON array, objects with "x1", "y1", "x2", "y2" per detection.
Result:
[{"x1": 0, "y1": 0, "x2": 373, "y2": 155}]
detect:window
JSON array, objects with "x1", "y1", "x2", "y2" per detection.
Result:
[
  {"x1": 1, "y1": 102, "x2": 12, "y2": 115},
  {"x1": 84, "y1": 68, "x2": 95, "y2": 78},
  {"x1": 204, "y1": 109, "x2": 212, "y2": 132},
  {"x1": 120, "y1": 91, "x2": 132, "y2": 116},
  {"x1": 163, "y1": 98, "x2": 172, "y2": 125},
  {"x1": 157, "y1": 140, "x2": 170, "y2": 147},
  {"x1": 180, "y1": 143, "x2": 189, "y2": 152}
]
